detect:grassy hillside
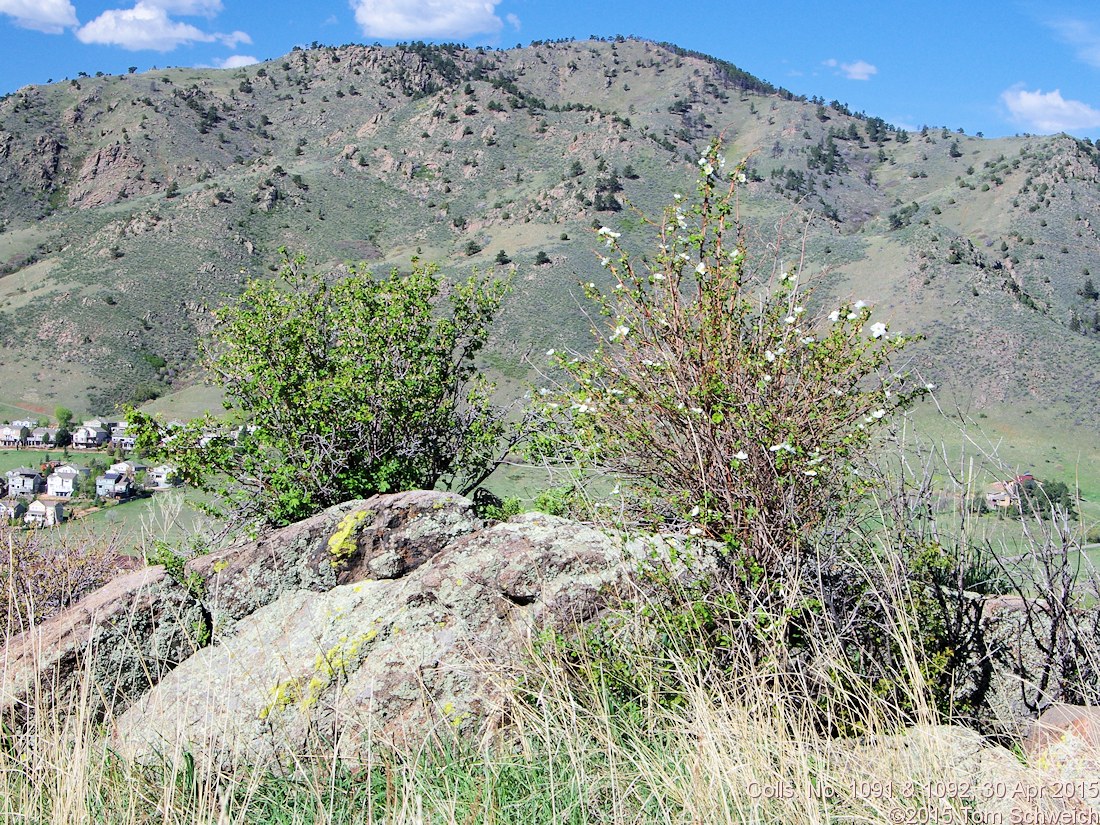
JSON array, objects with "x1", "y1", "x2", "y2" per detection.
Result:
[{"x1": 0, "y1": 38, "x2": 1098, "y2": 498}]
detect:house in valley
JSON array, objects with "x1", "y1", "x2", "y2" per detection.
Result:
[
  {"x1": 5, "y1": 468, "x2": 43, "y2": 497},
  {"x1": 72, "y1": 424, "x2": 109, "y2": 449},
  {"x1": 25, "y1": 427, "x2": 60, "y2": 448},
  {"x1": 46, "y1": 464, "x2": 90, "y2": 497},
  {"x1": 95, "y1": 470, "x2": 132, "y2": 499},
  {"x1": 0, "y1": 500, "x2": 27, "y2": 520},
  {"x1": 148, "y1": 464, "x2": 179, "y2": 488},
  {"x1": 24, "y1": 500, "x2": 64, "y2": 527}
]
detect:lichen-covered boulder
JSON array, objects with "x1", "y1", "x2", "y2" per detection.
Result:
[
  {"x1": 113, "y1": 512, "x2": 633, "y2": 765},
  {"x1": 0, "y1": 566, "x2": 207, "y2": 735},
  {"x1": 188, "y1": 490, "x2": 480, "y2": 635}
]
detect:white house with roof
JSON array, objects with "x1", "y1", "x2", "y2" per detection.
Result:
[
  {"x1": 95, "y1": 470, "x2": 132, "y2": 499},
  {"x1": 5, "y1": 468, "x2": 43, "y2": 497},
  {"x1": 110, "y1": 424, "x2": 137, "y2": 451},
  {"x1": 0, "y1": 425, "x2": 20, "y2": 447},
  {"x1": 148, "y1": 464, "x2": 180, "y2": 489},
  {"x1": 46, "y1": 464, "x2": 90, "y2": 498},
  {"x1": 24, "y1": 500, "x2": 64, "y2": 527},
  {"x1": 0, "y1": 500, "x2": 27, "y2": 520},
  {"x1": 25, "y1": 427, "x2": 60, "y2": 448},
  {"x1": 110, "y1": 460, "x2": 149, "y2": 478},
  {"x1": 72, "y1": 424, "x2": 109, "y2": 449}
]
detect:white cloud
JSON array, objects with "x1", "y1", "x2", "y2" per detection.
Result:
[
  {"x1": 215, "y1": 54, "x2": 258, "y2": 68},
  {"x1": 350, "y1": 0, "x2": 504, "y2": 38},
  {"x1": 822, "y1": 58, "x2": 877, "y2": 80},
  {"x1": 505, "y1": 12, "x2": 519, "y2": 30},
  {"x1": 1001, "y1": 86, "x2": 1100, "y2": 133},
  {"x1": 840, "y1": 60, "x2": 876, "y2": 80},
  {"x1": 1046, "y1": 18, "x2": 1100, "y2": 69},
  {"x1": 75, "y1": 1, "x2": 249, "y2": 51},
  {"x1": 0, "y1": 0, "x2": 78, "y2": 33},
  {"x1": 146, "y1": 0, "x2": 223, "y2": 15}
]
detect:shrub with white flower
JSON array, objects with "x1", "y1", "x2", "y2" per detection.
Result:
[{"x1": 531, "y1": 139, "x2": 924, "y2": 568}]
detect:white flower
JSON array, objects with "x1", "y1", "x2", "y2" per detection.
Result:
[
  {"x1": 600, "y1": 257, "x2": 611, "y2": 267},
  {"x1": 652, "y1": 273, "x2": 665, "y2": 281},
  {"x1": 854, "y1": 300, "x2": 867, "y2": 310},
  {"x1": 689, "y1": 527, "x2": 703, "y2": 536},
  {"x1": 573, "y1": 403, "x2": 590, "y2": 414},
  {"x1": 847, "y1": 312, "x2": 858, "y2": 320},
  {"x1": 769, "y1": 442, "x2": 794, "y2": 453},
  {"x1": 764, "y1": 350, "x2": 776, "y2": 362},
  {"x1": 695, "y1": 261, "x2": 707, "y2": 275},
  {"x1": 801, "y1": 336, "x2": 815, "y2": 345},
  {"x1": 803, "y1": 470, "x2": 817, "y2": 477},
  {"x1": 737, "y1": 172, "x2": 747, "y2": 184},
  {"x1": 871, "y1": 409, "x2": 886, "y2": 419},
  {"x1": 925, "y1": 382, "x2": 936, "y2": 390},
  {"x1": 794, "y1": 306, "x2": 805, "y2": 315},
  {"x1": 546, "y1": 349, "x2": 555, "y2": 356},
  {"x1": 734, "y1": 450, "x2": 749, "y2": 461},
  {"x1": 870, "y1": 322, "x2": 887, "y2": 339},
  {"x1": 763, "y1": 375, "x2": 772, "y2": 383},
  {"x1": 586, "y1": 282, "x2": 595, "y2": 289},
  {"x1": 785, "y1": 315, "x2": 796, "y2": 324},
  {"x1": 610, "y1": 324, "x2": 630, "y2": 340},
  {"x1": 673, "y1": 193, "x2": 682, "y2": 201},
  {"x1": 828, "y1": 310, "x2": 840, "y2": 323},
  {"x1": 689, "y1": 505, "x2": 700, "y2": 517},
  {"x1": 596, "y1": 226, "x2": 620, "y2": 239}
]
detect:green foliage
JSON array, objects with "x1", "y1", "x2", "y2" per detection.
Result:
[
  {"x1": 128, "y1": 252, "x2": 516, "y2": 528},
  {"x1": 534, "y1": 141, "x2": 922, "y2": 568},
  {"x1": 1013, "y1": 477, "x2": 1079, "y2": 520}
]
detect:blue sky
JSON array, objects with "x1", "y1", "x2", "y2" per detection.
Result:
[{"x1": 3, "y1": 0, "x2": 1100, "y2": 139}]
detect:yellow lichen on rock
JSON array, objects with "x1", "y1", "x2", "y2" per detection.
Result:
[{"x1": 326, "y1": 509, "x2": 372, "y2": 567}]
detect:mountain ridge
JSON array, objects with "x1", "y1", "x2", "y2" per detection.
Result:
[{"x1": 0, "y1": 38, "x2": 1097, "y2": 466}]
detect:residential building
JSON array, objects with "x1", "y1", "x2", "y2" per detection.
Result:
[
  {"x1": 25, "y1": 500, "x2": 64, "y2": 527},
  {"x1": 5, "y1": 468, "x2": 43, "y2": 497},
  {"x1": 46, "y1": 464, "x2": 90, "y2": 497},
  {"x1": 148, "y1": 464, "x2": 180, "y2": 488}
]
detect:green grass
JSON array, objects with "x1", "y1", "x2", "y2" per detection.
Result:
[
  {"x1": 68, "y1": 490, "x2": 215, "y2": 556},
  {"x1": 0, "y1": 448, "x2": 91, "y2": 473}
]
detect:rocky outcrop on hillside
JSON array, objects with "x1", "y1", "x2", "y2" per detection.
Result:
[
  {"x1": 0, "y1": 489, "x2": 1094, "y2": 776},
  {"x1": 0, "y1": 566, "x2": 206, "y2": 737},
  {"x1": 114, "y1": 507, "x2": 632, "y2": 763}
]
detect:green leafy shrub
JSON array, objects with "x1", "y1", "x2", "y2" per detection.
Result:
[
  {"x1": 129, "y1": 252, "x2": 520, "y2": 528},
  {"x1": 535, "y1": 140, "x2": 923, "y2": 569}
]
